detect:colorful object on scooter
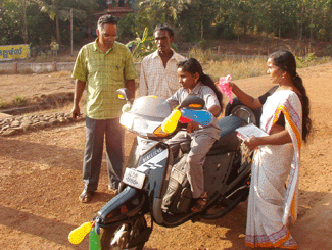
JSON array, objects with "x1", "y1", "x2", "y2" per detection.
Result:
[
  {"x1": 68, "y1": 221, "x2": 92, "y2": 245},
  {"x1": 217, "y1": 75, "x2": 233, "y2": 104},
  {"x1": 161, "y1": 109, "x2": 181, "y2": 133},
  {"x1": 89, "y1": 227, "x2": 101, "y2": 250},
  {"x1": 181, "y1": 108, "x2": 213, "y2": 125},
  {"x1": 179, "y1": 115, "x2": 193, "y2": 123}
]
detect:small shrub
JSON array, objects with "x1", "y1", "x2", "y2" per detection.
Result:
[
  {"x1": 13, "y1": 96, "x2": 27, "y2": 107},
  {"x1": 198, "y1": 39, "x2": 208, "y2": 49},
  {"x1": 295, "y1": 53, "x2": 331, "y2": 68},
  {"x1": 127, "y1": 27, "x2": 156, "y2": 61},
  {"x1": 0, "y1": 99, "x2": 7, "y2": 108}
]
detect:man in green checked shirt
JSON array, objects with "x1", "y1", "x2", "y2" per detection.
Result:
[{"x1": 71, "y1": 14, "x2": 138, "y2": 203}]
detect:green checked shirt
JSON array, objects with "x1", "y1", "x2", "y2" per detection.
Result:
[{"x1": 73, "y1": 39, "x2": 138, "y2": 119}]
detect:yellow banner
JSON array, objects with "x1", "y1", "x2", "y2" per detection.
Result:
[{"x1": 0, "y1": 44, "x2": 30, "y2": 60}]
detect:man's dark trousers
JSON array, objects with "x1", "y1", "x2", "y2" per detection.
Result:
[{"x1": 83, "y1": 116, "x2": 124, "y2": 192}]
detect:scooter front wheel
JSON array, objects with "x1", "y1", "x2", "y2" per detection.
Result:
[{"x1": 100, "y1": 216, "x2": 147, "y2": 250}]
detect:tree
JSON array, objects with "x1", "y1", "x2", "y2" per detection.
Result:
[
  {"x1": 0, "y1": 0, "x2": 26, "y2": 44},
  {"x1": 38, "y1": 0, "x2": 95, "y2": 44}
]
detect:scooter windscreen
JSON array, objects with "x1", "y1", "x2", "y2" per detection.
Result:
[{"x1": 120, "y1": 96, "x2": 173, "y2": 138}]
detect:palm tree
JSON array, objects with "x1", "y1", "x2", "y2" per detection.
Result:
[{"x1": 38, "y1": 0, "x2": 94, "y2": 44}]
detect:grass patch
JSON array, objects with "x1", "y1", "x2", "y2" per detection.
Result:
[
  {"x1": 13, "y1": 96, "x2": 27, "y2": 107},
  {"x1": 48, "y1": 70, "x2": 72, "y2": 78},
  {"x1": 295, "y1": 53, "x2": 331, "y2": 68},
  {"x1": 189, "y1": 48, "x2": 331, "y2": 81},
  {"x1": 203, "y1": 56, "x2": 267, "y2": 81},
  {"x1": 0, "y1": 98, "x2": 8, "y2": 108}
]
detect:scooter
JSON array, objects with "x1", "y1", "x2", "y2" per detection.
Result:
[{"x1": 77, "y1": 89, "x2": 259, "y2": 250}]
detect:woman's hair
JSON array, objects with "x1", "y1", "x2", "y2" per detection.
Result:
[
  {"x1": 269, "y1": 50, "x2": 312, "y2": 142},
  {"x1": 177, "y1": 58, "x2": 223, "y2": 112}
]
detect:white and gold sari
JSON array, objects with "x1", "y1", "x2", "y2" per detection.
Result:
[{"x1": 245, "y1": 90, "x2": 302, "y2": 249}]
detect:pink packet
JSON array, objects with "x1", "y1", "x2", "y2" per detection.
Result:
[{"x1": 217, "y1": 74, "x2": 233, "y2": 104}]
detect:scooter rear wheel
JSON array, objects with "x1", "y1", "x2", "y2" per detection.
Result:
[{"x1": 100, "y1": 217, "x2": 147, "y2": 250}]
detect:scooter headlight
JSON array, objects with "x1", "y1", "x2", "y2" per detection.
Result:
[
  {"x1": 132, "y1": 117, "x2": 148, "y2": 131},
  {"x1": 121, "y1": 114, "x2": 147, "y2": 130},
  {"x1": 120, "y1": 112, "x2": 134, "y2": 129}
]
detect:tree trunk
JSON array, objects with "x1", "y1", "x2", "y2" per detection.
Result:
[
  {"x1": 56, "y1": 15, "x2": 60, "y2": 44},
  {"x1": 200, "y1": 19, "x2": 203, "y2": 41},
  {"x1": 22, "y1": 0, "x2": 29, "y2": 44},
  {"x1": 299, "y1": 4, "x2": 303, "y2": 40}
]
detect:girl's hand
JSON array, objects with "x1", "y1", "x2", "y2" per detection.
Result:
[
  {"x1": 244, "y1": 136, "x2": 260, "y2": 151},
  {"x1": 186, "y1": 121, "x2": 199, "y2": 133}
]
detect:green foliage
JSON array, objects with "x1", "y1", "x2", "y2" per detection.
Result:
[
  {"x1": 117, "y1": 13, "x2": 137, "y2": 42},
  {"x1": 198, "y1": 40, "x2": 208, "y2": 49},
  {"x1": 0, "y1": 0, "x2": 25, "y2": 45},
  {"x1": 13, "y1": 96, "x2": 27, "y2": 107},
  {"x1": 126, "y1": 28, "x2": 156, "y2": 61},
  {"x1": 0, "y1": 99, "x2": 8, "y2": 109},
  {"x1": 295, "y1": 53, "x2": 331, "y2": 68},
  {"x1": 296, "y1": 53, "x2": 317, "y2": 67},
  {"x1": 3, "y1": 0, "x2": 332, "y2": 50}
]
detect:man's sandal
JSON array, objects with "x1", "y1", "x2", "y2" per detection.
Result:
[{"x1": 191, "y1": 193, "x2": 208, "y2": 213}]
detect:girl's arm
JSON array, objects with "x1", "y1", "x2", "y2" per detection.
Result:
[
  {"x1": 208, "y1": 105, "x2": 221, "y2": 117},
  {"x1": 230, "y1": 83, "x2": 262, "y2": 110}
]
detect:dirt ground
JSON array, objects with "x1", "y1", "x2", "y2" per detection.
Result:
[{"x1": 1, "y1": 62, "x2": 332, "y2": 250}]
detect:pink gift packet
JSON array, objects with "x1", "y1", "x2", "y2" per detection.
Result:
[{"x1": 217, "y1": 74, "x2": 233, "y2": 104}]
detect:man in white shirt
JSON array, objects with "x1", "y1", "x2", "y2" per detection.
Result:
[{"x1": 139, "y1": 25, "x2": 186, "y2": 100}]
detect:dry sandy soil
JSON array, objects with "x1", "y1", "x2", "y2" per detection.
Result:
[{"x1": 1, "y1": 63, "x2": 332, "y2": 250}]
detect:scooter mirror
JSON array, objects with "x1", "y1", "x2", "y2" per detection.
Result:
[
  {"x1": 116, "y1": 88, "x2": 133, "y2": 101},
  {"x1": 178, "y1": 96, "x2": 205, "y2": 110}
]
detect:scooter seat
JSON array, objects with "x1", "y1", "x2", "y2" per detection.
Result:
[{"x1": 207, "y1": 115, "x2": 246, "y2": 155}]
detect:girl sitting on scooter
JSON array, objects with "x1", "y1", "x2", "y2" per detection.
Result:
[{"x1": 165, "y1": 57, "x2": 223, "y2": 213}]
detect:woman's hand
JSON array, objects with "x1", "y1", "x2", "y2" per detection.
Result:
[
  {"x1": 243, "y1": 129, "x2": 292, "y2": 151},
  {"x1": 186, "y1": 121, "x2": 199, "y2": 133},
  {"x1": 227, "y1": 81, "x2": 234, "y2": 89},
  {"x1": 244, "y1": 136, "x2": 261, "y2": 151}
]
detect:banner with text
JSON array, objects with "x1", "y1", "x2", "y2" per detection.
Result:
[{"x1": 0, "y1": 44, "x2": 30, "y2": 60}]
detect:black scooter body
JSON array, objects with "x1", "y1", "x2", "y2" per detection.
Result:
[{"x1": 95, "y1": 115, "x2": 250, "y2": 229}]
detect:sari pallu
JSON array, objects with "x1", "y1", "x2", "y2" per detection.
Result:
[{"x1": 245, "y1": 90, "x2": 302, "y2": 249}]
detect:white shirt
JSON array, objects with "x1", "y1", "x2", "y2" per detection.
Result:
[
  {"x1": 166, "y1": 82, "x2": 221, "y2": 139},
  {"x1": 139, "y1": 49, "x2": 186, "y2": 100}
]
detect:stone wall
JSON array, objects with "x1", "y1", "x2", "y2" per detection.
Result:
[
  {"x1": 0, "y1": 112, "x2": 85, "y2": 137},
  {"x1": 0, "y1": 61, "x2": 141, "y2": 75}
]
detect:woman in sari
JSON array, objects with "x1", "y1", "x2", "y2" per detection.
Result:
[{"x1": 228, "y1": 50, "x2": 312, "y2": 249}]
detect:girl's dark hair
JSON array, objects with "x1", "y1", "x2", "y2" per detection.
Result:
[
  {"x1": 269, "y1": 50, "x2": 312, "y2": 142},
  {"x1": 177, "y1": 58, "x2": 223, "y2": 112}
]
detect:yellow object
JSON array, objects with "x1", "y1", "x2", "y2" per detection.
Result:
[
  {"x1": 68, "y1": 221, "x2": 92, "y2": 245},
  {"x1": 153, "y1": 126, "x2": 170, "y2": 137},
  {"x1": 0, "y1": 44, "x2": 30, "y2": 60},
  {"x1": 161, "y1": 109, "x2": 181, "y2": 133}
]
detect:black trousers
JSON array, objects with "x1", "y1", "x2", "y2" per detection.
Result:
[{"x1": 82, "y1": 116, "x2": 124, "y2": 192}]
